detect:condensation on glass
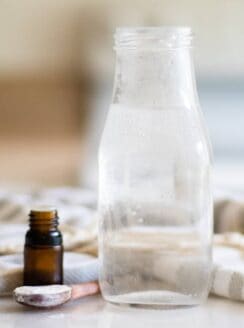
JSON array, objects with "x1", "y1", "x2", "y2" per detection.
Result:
[{"x1": 98, "y1": 27, "x2": 213, "y2": 307}]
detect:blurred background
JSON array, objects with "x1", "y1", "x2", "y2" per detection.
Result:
[{"x1": 0, "y1": 0, "x2": 243, "y2": 189}]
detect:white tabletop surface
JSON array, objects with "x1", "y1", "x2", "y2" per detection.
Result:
[{"x1": 0, "y1": 295, "x2": 243, "y2": 328}]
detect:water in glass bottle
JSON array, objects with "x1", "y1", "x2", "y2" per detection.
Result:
[{"x1": 98, "y1": 27, "x2": 213, "y2": 307}]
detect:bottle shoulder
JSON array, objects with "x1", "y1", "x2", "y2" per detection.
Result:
[
  {"x1": 99, "y1": 105, "x2": 212, "y2": 163},
  {"x1": 25, "y1": 229, "x2": 63, "y2": 246}
]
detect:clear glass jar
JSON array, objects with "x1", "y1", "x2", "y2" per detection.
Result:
[{"x1": 98, "y1": 27, "x2": 213, "y2": 307}]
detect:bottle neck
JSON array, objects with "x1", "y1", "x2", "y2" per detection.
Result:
[
  {"x1": 25, "y1": 208, "x2": 62, "y2": 246},
  {"x1": 29, "y1": 208, "x2": 59, "y2": 232},
  {"x1": 112, "y1": 48, "x2": 198, "y2": 109}
]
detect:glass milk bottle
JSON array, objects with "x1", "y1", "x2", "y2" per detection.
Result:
[{"x1": 98, "y1": 27, "x2": 213, "y2": 307}]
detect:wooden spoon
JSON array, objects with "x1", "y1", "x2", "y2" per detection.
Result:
[{"x1": 13, "y1": 282, "x2": 100, "y2": 308}]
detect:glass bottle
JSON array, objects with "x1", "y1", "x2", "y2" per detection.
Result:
[
  {"x1": 24, "y1": 206, "x2": 63, "y2": 285},
  {"x1": 98, "y1": 27, "x2": 213, "y2": 307}
]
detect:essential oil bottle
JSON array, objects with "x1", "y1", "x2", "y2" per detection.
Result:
[{"x1": 24, "y1": 206, "x2": 63, "y2": 286}]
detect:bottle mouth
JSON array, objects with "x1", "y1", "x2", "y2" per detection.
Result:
[
  {"x1": 30, "y1": 205, "x2": 58, "y2": 221},
  {"x1": 114, "y1": 26, "x2": 193, "y2": 51}
]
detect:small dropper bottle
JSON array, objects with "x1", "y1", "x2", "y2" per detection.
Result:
[{"x1": 24, "y1": 206, "x2": 63, "y2": 286}]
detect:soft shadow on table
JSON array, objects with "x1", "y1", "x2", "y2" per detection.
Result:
[
  {"x1": 0, "y1": 295, "x2": 104, "y2": 328},
  {"x1": 98, "y1": 297, "x2": 244, "y2": 328},
  {"x1": 98, "y1": 304, "x2": 203, "y2": 328}
]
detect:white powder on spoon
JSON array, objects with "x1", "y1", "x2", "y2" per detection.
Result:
[{"x1": 14, "y1": 285, "x2": 72, "y2": 308}]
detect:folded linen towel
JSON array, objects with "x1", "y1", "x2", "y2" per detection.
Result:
[
  {"x1": 0, "y1": 187, "x2": 243, "y2": 302},
  {"x1": 0, "y1": 244, "x2": 243, "y2": 302},
  {"x1": 0, "y1": 188, "x2": 98, "y2": 255},
  {"x1": 0, "y1": 252, "x2": 98, "y2": 295},
  {"x1": 212, "y1": 245, "x2": 244, "y2": 301},
  {"x1": 214, "y1": 187, "x2": 244, "y2": 233}
]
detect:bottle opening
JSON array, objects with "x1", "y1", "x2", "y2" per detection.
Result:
[
  {"x1": 30, "y1": 205, "x2": 58, "y2": 221},
  {"x1": 114, "y1": 26, "x2": 193, "y2": 50}
]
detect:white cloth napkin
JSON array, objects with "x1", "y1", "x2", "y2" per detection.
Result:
[
  {"x1": 212, "y1": 244, "x2": 244, "y2": 301},
  {"x1": 0, "y1": 252, "x2": 98, "y2": 295},
  {"x1": 0, "y1": 188, "x2": 98, "y2": 255}
]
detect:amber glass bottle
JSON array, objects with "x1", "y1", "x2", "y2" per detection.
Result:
[{"x1": 24, "y1": 207, "x2": 63, "y2": 286}]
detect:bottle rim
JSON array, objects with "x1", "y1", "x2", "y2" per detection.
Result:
[
  {"x1": 30, "y1": 205, "x2": 58, "y2": 220},
  {"x1": 114, "y1": 26, "x2": 193, "y2": 51}
]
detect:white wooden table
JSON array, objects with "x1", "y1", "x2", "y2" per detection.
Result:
[{"x1": 0, "y1": 295, "x2": 242, "y2": 328}]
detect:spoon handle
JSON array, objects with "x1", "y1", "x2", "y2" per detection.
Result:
[{"x1": 71, "y1": 281, "x2": 100, "y2": 300}]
